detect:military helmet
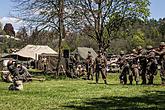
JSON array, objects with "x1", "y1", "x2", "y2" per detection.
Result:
[
  {"x1": 137, "y1": 46, "x2": 142, "y2": 50},
  {"x1": 160, "y1": 42, "x2": 165, "y2": 46},
  {"x1": 7, "y1": 59, "x2": 13, "y2": 66},
  {"x1": 146, "y1": 45, "x2": 153, "y2": 50},
  {"x1": 132, "y1": 49, "x2": 136, "y2": 53},
  {"x1": 120, "y1": 50, "x2": 124, "y2": 55}
]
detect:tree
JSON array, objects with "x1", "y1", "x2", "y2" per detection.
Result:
[
  {"x1": 3, "y1": 23, "x2": 15, "y2": 36},
  {"x1": 70, "y1": 0, "x2": 150, "y2": 50},
  {"x1": 12, "y1": 0, "x2": 73, "y2": 76}
]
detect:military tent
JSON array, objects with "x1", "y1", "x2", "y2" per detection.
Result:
[
  {"x1": 72, "y1": 47, "x2": 97, "y2": 60},
  {"x1": 2, "y1": 45, "x2": 58, "y2": 60}
]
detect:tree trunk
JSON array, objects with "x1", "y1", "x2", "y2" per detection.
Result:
[
  {"x1": 56, "y1": 0, "x2": 65, "y2": 78},
  {"x1": 97, "y1": 0, "x2": 102, "y2": 50}
]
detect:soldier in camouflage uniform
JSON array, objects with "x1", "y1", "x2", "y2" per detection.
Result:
[
  {"x1": 17, "y1": 64, "x2": 32, "y2": 82},
  {"x1": 154, "y1": 42, "x2": 165, "y2": 85},
  {"x1": 85, "y1": 51, "x2": 93, "y2": 80},
  {"x1": 7, "y1": 60, "x2": 23, "y2": 90},
  {"x1": 137, "y1": 46, "x2": 147, "y2": 85},
  {"x1": 7, "y1": 60, "x2": 32, "y2": 90},
  {"x1": 129, "y1": 49, "x2": 140, "y2": 85},
  {"x1": 117, "y1": 51, "x2": 129, "y2": 84},
  {"x1": 146, "y1": 45, "x2": 158, "y2": 85},
  {"x1": 94, "y1": 50, "x2": 107, "y2": 84}
]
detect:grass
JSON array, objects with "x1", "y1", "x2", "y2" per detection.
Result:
[{"x1": 0, "y1": 73, "x2": 165, "y2": 110}]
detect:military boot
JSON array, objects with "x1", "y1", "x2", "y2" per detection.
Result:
[{"x1": 104, "y1": 80, "x2": 108, "y2": 85}]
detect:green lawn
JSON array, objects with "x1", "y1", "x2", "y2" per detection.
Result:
[{"x1": 0, "y1": 73, "x2": 165, "y2": 110}]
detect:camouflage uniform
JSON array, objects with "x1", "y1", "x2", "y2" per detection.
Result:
[
  {"x1": 7, "y1": 61, "x2": 23, "y2": 90},
  {"x1": 85, "y1": 53, "x2": 93, "y2": 80},
  {"x1": 118, "y1": 51, "x2": 129, "y2": 84},
  {"x1": 94, "y1": 50, "x2": 107, "y2": 84},
  {"x1": 69, "y1": 56, "x2": 77, "y2": 78},
  {"x1": 17, "y1": 65, "x2": 32, "y2": 82},
  {"x1": 155, "y1": 42, "x2": 165, "y2": 85},
  {"x1": 129, "y1": 50, "x2": 140, "y2": 85},
  {"x1": 137, "y1": 46, "x2": 147, "y2": 84},
  {"x1": 146, "y1": 46, "x2": 157, "y2": 84}
]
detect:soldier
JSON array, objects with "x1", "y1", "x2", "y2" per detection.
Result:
[
  {"x1": 85, "y1": 51, "x2": 93, "y2": 80},
  {"x1": 93, "y1": 50, "x2": 107, "y2": 84},
  {"x1": 69, "y1": 56, "x2": 77, "y2": 78},
  {"x1": 117, "y1": 51, "x2": 129, "y2": 84},
  {"x1": 146, "y1": 45, "x2": 157, "y2": 84},
  {"x1": 17, "y1": 64, "x2": 32, "y2": 82},
  {"x1": 154, "y1": 42, "x2": 165, "y2": 85},
  {"x1": 7, "y1": 60, "x2": 23, "y2": 90},
  {"x1": 137, "y1": 46, "x2": 147, "y2": 85},
  {"x1": 129, "y1": 49, "x2": 140, "y2": 85}
]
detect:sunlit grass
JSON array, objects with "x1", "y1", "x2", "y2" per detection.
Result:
[{"x1": 0, "y1": 73, "x2": 165, "y2": 110}]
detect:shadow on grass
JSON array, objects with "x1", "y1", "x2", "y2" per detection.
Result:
[
  {"x1": 63, "y1": 90, "x2": 165, "y2": 110},
  {"x1": 88, "y1": 82, "x2": 121, "y2": 86}
]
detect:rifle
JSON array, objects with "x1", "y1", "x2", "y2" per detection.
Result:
[{"x1": 26, "y1": 77, "x2": 45, "y2": 82}]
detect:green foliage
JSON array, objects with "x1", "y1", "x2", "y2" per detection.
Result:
[{"x1": 130, "y1": 30, "x2": 145, "y2": 47}]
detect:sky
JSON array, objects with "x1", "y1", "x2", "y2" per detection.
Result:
[{"x1": 0, "y1": 0, "x2": 165, "y2": 30}]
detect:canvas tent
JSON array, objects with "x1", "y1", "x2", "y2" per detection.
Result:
[
  {"x1": 72, "y1": 47, "x2": 97, "y2": 60},
  {"x1": 2, "y1": 45, "x2": 58, "y2": 60},
  {"x1": 16, "y1": 45, "x2": 58, "y2": 59}
]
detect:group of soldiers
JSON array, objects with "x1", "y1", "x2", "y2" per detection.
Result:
[
  {"x1": 4, "y1": 41, "x2": 165, "y2": 90},
  {"x1": 66, "y1": 41, "x2": 165, "y2": 86},
  {"x1": 118, "y1": 42, "x2": 165, "y2": 85},
  {"x1": 67, "y1": 50, "x2": 108, "y2": 84}
]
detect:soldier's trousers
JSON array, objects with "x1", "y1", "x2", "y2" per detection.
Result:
[
  {"x1": 95, "y1": 68, "x2": 107, "y2": 83},
  {"x1": 129, "y1": 67, "x2": 139, "y2": 84},
  {"x1": 141, "y1": 67, "x2": 147, "y2": 84},
  {"x1": 86, "y1": 67, "x2": 93, "y2": 80},
  {"x1": 119, "y1": 65, "x2": 129, "y2": 84},
  {"x1": 147, "y1": 62, "x2": 157, "y2": 84},
  {"x1": 160, "y1": 69, "x2": 165, "y2": 84}
]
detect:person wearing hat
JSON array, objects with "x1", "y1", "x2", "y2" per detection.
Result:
[
  {"x1": 146, "y1": 45, "x2": 157, "y2": 84},
  {"x1": 93, "y1": 50, "x2": 107, "y2": 84},
  {"x1": 85, "y1": 51, "x2": 93, "y2": 80},
  {"x1": 154, "y1": 42, "x2": 165, "y2": 85}
]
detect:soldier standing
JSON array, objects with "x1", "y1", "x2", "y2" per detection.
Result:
[
  {"x1": 94, "y1": 50, "x2": 107, "y2": 84},
  {"x1": 117, "y1": 51, "x2": 129, "y2": 84},
  {"x1": 154, "y1": 42, "x2": 165, "y2": 85},
  {"x1": 146, "y1": 45, "x2": 157, "y2": 84},
  {"x1": 85, "y1": 51, "x2": 93, "y2": 80},
  {"x1": 129, "y1": 49, "x2": 140, "y2": 85},
  {"x1": 137, "y1": 46, "x2": 147, "y2": 85}
]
